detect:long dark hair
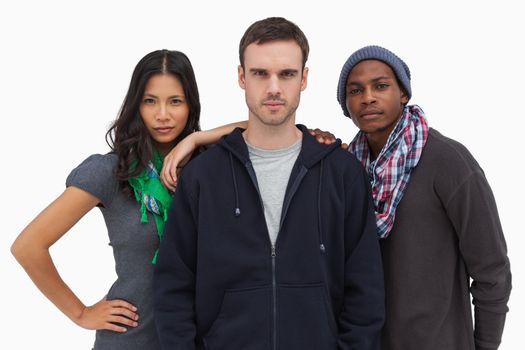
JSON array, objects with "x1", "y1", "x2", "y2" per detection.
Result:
[{"x1": 105, "y1": 49, "x2": 201, "y2": 188}]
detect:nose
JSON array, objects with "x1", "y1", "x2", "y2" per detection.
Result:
[
  {"x1": 155, "y1": 104, "x2": 169, "y2": 121},
  {"x1": 266, "y1": 75, "x2": 281, "y2": 96},
  {"x1": 361, "y1": 87, "x2": 376, "y2": 105}
]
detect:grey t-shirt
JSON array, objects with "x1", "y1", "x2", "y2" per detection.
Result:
[
  {"x1": 247, "y1": 139, "x2": 302, "y2": 245},
  {"x1": 66, "y1": 153, "x2": 161, "y2": 350}
]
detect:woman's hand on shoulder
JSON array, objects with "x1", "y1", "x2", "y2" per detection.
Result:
[
  {"x1": 75, "y1": 295, "x2": 139, "y2": 333},
  {"x1": 160, "y1": 133, "x2": 197, "y2": 192}
]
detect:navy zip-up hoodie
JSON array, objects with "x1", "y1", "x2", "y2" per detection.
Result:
[{"x1": 154, "y1": 125, "x2": 385, "y2": 350}]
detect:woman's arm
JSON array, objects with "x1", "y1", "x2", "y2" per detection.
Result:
[
  {"x1": 11, "y1": 186, "x2": 139, "y2": 332},
  {"x1": 160, "y1": 122, "x2": 344, "y2": 191},
  {"x1": 161, "y1": 121, "x2": 247, "y2": 191}
]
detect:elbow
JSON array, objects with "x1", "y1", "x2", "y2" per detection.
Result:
[
  {"x1": 11, "y1": 238, "x2": 26, "y2": 265},
  {"x1": 11, "y1": 238, "x2": 22, "y2": 260},
  {"x1": 11, "y1": 236, "x2": 37, "y2": 267}
]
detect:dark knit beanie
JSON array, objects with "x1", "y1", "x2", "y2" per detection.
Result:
[{"x1": 337, "y1": 45, "x2": 411, "y2": 118}]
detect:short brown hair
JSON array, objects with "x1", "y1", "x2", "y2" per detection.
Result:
[{"x1": 239, "y1": 17, "x2": 309, "y2": 69}]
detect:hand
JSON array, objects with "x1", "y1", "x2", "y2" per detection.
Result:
[
  {"x1": 309, "y1": 128, "x2": 337, "y2": 144},
  {"x1": 75, "y1": 296, "x2": 139, "y2": 333},
  {"x1": 160, "y1": 133, "x2": 197, "y2": 191}
]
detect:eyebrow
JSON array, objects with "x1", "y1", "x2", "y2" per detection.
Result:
[
  {"x1": 347, "y1": 76, "x2": 393, "y2": 86},
  {"x1": 248, "y1": 68, "x2": 300, "y2": 74},
  {"x1": 143, "y1": 93, "x2": 185, "y2": 98}
]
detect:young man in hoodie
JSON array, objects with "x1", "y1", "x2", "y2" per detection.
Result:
[
  {"x1": 336, "y1": 46, "x2": 512, "y2": 350},
  {"x1": 153, "y1": 17, "x2": 385, "y2": 349}
]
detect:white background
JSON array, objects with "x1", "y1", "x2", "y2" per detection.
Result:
[{"x1": 1, "y1": 0, "x2": 522, "y2": 348}]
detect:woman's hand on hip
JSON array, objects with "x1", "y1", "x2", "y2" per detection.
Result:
[{"x1": 75, "y1": 295, "x2": 139, "y2": 332}]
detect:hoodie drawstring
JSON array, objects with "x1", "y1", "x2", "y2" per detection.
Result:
[
  {"x1": 317, "y1": 159, "x2": 326, "y2": 254},
  {"x1": 229, "y1": 152, "x2": 241, "y2": 217}
]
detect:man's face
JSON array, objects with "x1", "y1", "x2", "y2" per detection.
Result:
[
  {"x1": 238, "y1": 40, "x2": 308, "y2": 127},
  {"x1": 345, "y1": 60, "x2": 408, "y2": 146}
]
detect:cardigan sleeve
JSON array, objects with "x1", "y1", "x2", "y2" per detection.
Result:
[{"x1": 445, "y1": 170, "x2": 512, "y2": 350}]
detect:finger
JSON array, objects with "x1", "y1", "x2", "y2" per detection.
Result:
[
  {"x1": 111, "y1": 307, "x2": 139, "y2": 321},
  {"x1": 108, "y1": 315, "x2": 139, "y2": 328},
  {"x1": 324, "y1": 137, "x2": 336, "y2": 144},
  {"x1": 168, "y1": 166, "x2": 178, "y2": 188},
  {"x1": 160, "y1": 171, "x2": 167, "y2": 188},
  {"x1": 341, "y1": 143, "x2": 349, "y2": 150},
  {"x1": 162, "y1": 164, "x2": 176, "y2": 192},
  {"x1": 109, "y1": 299, "x2": 137, "y2": 312},
  {"x1": 324, "y1": 133, "x2": 336, "y2": 142},
  {"x1": 161, "y1": 157, "x2": 172, "y2": 181},
  {"x1": 103, "y1": 322, "x2": 128, "y2": 333},
  {"x1": 160, "y1": 166, "x2": 168, "y2": 188}
]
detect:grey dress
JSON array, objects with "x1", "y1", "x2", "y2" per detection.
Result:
[{"x1": 67, "y1": 153, "x2": 162, "y2": 350}]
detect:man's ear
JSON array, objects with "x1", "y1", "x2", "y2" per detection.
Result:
[
  {"x1": 238, "y1": 65, "x2": 246, "y2": 89},
  {"x1": 301, "y1": 67, "x2": 309, "y2": 91},
  {"x1": 400, "y1": 88, "x2": 409, "y2": 104}
]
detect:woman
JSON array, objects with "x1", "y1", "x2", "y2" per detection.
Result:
[{"x1": 11, "y1": 49, "x2": 200, "y2": 349}]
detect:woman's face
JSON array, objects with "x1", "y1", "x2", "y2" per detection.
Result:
[{"x1": 139, "y1": 73, "x2": 189, "y2": 156}]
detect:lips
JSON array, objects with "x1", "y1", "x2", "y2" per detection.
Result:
[
  {"x1": 154, "y1": 127, "x2": 174, "y2": 134},
  {"x1": 360, "y1": 109, "x2": 383, "y2": 119},
  {"x1": 263, "y1": 98, "x2": 285, "y2": 106},
  {"x1": 264, "y1": 102, "x2": 284, "y2": 106}
]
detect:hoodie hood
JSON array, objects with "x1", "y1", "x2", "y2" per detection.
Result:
[
  {"x1": 215, "y1": 124, "x2": 344, "y2": 246},
  {"x1": 217, "y1": 124, "x2": 342, "y2": 168}
]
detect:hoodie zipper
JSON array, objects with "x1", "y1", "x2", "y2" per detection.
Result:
[
  {"x1": 245, "y1": 162, "x2": 278, "y2": 349},
  {"x1": 271, "y1": 244, "x2": 277, "y2": 350},
  {"x1": 244, "y1": 161, "x2": 309, "y2": 350}
]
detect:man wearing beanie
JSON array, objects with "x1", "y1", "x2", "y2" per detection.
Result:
[{"x1": 337, "y1": 45, "x2": 512, "y2": 350}]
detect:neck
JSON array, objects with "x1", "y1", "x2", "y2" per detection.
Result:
[
  {"x1": 243, "y1": 117, "x2": 301, "y2": 150},
  {"x1": 366, "y1": 135, "x2": 387, "y2": 159},
  {"x1": 153, "y1": 141, "x2": 174, "y2": 158},
  {"x1": 366, "y1": 111, "x2": 406, "y2": 158}
]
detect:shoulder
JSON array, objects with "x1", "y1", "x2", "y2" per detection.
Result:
[
  {"x1": 66, "y1": 153, "x2": 118, "y2": 184},
  {"x1": 69, "y1": 153, "x2": 118, "y2": 174},
  {"x1": 327, "y1": 146, "x2": 366, "y2": 174},
  {"x1": 422, "y1": 128, "x2": 483, "y2": 175},
  {"x1": 66, "y1": 153, "x2": 119, "y2": 206},
  {"x1": 330, "y1": 146, "x2": 362, "y2": 165},
  {"x1": 419, "y1": 129, "x2": 490, "y2": 202},
  {"x1": 176, "y1": 145, "x2": 229, "y2": 192},
  {"x1": 319, "y1": 146, "x2": 370, "y2": 194},
  {"x1": 183, "y1": 145, "x2": 227, "y2": 175}
]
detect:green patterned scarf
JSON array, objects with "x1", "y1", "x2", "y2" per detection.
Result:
[{"x1": 128, "y1": 149, "x2": 173, "y2": 264}]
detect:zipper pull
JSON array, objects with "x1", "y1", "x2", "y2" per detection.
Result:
[{"x1": 271, "y1": 245, "x2": 276, "y2": 257}]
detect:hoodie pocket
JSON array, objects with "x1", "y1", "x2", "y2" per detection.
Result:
[
  {"x1": 277, "y1": 282, "x2": 337, "y2": 350},
  {"x1": 203, "y1": 286, "x2": 271, "y2": 350}
]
